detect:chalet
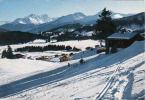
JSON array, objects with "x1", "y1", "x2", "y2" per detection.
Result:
[
  {"x1": 69, "y1": 53, "x2": 76, "y2": 56},
  {"x1": 61, "y1": 53, "x2": 68, "y2": 56},
  {"x1": 14, "y1": 54, "x2": 26, "y2": 59},
  {"x1": 107, "y1": 32, "x2": 143, "y2": 48},
  {"x1": 36, "y1": 56, "x2": 50, "y2": 61},
  {"x1": 85, "y1": 47, "x2": 93, "y2": 50},
  {"x1": 96, "y1": 48, "x2": 106, "y2": 54},
  {"x1": 54, "y1": 54, "x2": 62, "y2": 57},
  {"x1": 60, "y1": 56, "x2": 72, "y2": 62}
]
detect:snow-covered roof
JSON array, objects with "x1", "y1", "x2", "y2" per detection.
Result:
[{"x1": 107, "y1": 32, "x2": 137, "y2": 40}]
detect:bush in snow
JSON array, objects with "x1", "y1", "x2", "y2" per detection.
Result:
[
  {"x1": 1, "y1": 45, "x2": 14, "y2": 59},
  {"x1": 79, "y1": 58, "x2": 84, "y2": 64},
  {"x1": 1, "y1": 50, "x2": 7, "y2": 58},
  {"x1": 6, "y1": 45, "x2": 14, "y2": 59}
]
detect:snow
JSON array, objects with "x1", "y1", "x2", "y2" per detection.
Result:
[
  {"x1": 12, "y1": 14, "x2": 56, "y2": 25},
  {"x1": 32, "y1": 39, "x2": 46, "y2": 43},
  {"x1": 0, "y1": 40, "x2": 144, "y2": 100},
  {"x1": 107, "y1": 32, "x2": 137, "y2": 40},
  {"x1": 0, "y1": 39, "x2": 101, "y2": 52},
  {"x1": 0, "y1": 59, "x2": 58, "y2": 85},
  {"x1": 113, "y1": 14, "x2": 123, "y2": 19},
  {"x1": 79, "y1": 31, "x2": 94, "y2": 36},
  {"x1": 53, "y1": 40, "x2": 102, "y2": 51}
]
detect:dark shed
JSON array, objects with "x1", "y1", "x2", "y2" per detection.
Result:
[{"x1": 107, "y1": 32, "x2": 144, "y2": 48}]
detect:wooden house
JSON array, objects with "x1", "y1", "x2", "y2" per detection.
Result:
[
  {"x1": 69, "y1": 53, "x2": 76, "y2": 56},
  {"x1": 54, "y1": 54, "x2": 62, "y2": 57},
  {"x1": 60, "y1": 56, "x2": 72, "y2": 62},
  {"x1": 36, "y1": 56, "x2": 50, "y2": 61},
  {"x1": 14, "y1": 54, "x2": 26, "y2": 59},
  {"x1": 85, "y1": 47, "x2": 93, "y2": 50},
  {"x1": 107, "y1": 32, "x2": 144, "y2": 48},
  {"x1": 96, "y1": 48, "x2": 106, "y2": 54}
]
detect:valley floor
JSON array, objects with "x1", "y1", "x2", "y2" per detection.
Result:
[{"x1": 0, "y1": 40, "x2": 144, "y2": 100}]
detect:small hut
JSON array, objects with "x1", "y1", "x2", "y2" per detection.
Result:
[
  {"x1": 14, "y1": 54, "x2": 26, "y2": 59},
  {"x1": 107, "y1": 32, "x2": 143, "y2": 48},
  {"x1": 85, "y1": 47, "x2": 93, "y2": 50},
  {"x1": 60, "y1": 56, "x2": 72, "y2": 62},
  {"x1": 36, "y1": 56, "x2": 50, "y2": 61}
]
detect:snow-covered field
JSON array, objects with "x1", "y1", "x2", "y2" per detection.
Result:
[
  {"x1": 0, "y1": 40, "x2": 144, "y2": 100},
  {"x1": 0, "y1": 39, "x2": 102, "y2": 52}
]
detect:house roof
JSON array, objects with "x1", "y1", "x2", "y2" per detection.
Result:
[{"x1": 107, "y1": 32, "x2": 137, "y2": 40}]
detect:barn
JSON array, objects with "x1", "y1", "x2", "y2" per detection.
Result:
[{"x1": 107, "y1": 32, "x2": 143, "y2": 48}]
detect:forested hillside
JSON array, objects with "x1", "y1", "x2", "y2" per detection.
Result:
[{"x1": 0, "y1": 31, "x2": 45, "y2": 45}]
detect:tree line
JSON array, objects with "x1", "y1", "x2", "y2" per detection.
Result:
[
  {"x1": 15, "y1": 45, "x2": 74, "y2": 52},
  {"x1": 0, "y1": 31, "x2": 46, "y2": 45}
]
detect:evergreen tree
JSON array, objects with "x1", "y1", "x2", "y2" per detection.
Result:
[
  {"x1": 6, "y1": 45, "x2": 14, "y2": 59},
  {"x1": 94, "y1": 8, "x2": 116, "y2": 46},
  {"x1": 66, "y1": 45, "x2": 72, "y2": 51},
  {"x1": 1, "y1": 50, "x2": 7, "y2": 58}
]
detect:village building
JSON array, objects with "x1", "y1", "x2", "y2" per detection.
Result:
[
  {"x1": 60, "y1": 56, "x2": 72, "y2": 62},
  {"x1": 36, "y1": 56, "x2": 51, "y2": 61},
  {"x1": 96, "y1": 48, "x2": 106, "y2": 54},
  {"x1": 107, "y1": 32, "x2": 144, "y2": 48},
  {"x1": 85, "y1": 47, "x2": 93, "y2": 50},
  {"x1": 14, "y1": 54, "x2": 27, "y2": 59}
]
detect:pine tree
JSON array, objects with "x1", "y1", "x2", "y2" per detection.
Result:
[
  {"x1": 1, "y1": 50, "x2": 7, "y2": 58},
  {"x1": 6, "y1": 45, "x2": 14, "y2": 59},
  {"x1": 94, "y1": 8, "x2": 116, "y2": 45},
  {"x1": 66, "y1": 45, "x2": 72, "y2": 51}
]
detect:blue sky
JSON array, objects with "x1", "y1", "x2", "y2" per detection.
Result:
[{"x1": 0, "y1": 0, "x2": 144, "y2": 21}]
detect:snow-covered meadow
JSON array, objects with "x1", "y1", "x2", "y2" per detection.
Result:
[{"x1": 0, "y1": 40, "x2": 144, "y2": 100}]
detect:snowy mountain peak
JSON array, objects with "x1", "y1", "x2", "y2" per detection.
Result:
[
  {"x1": 12, "y1": 14, "x2": 56, "y2": 25},
  {"x1": 58, "y1": 12, "x2": 86, "y2": 23}
]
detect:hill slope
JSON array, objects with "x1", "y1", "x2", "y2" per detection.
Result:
[{"x1": 0, "y1": 41, "x2": 144, "y2": 100}]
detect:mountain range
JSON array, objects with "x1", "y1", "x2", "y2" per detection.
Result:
[
  {"x1": 0, "y1": 11, "x2": 143, "y2": 34},
  {"x1": 12, "y1": 14, "x2": 56, "y2": 25},
  {"x1": 0, "y1": 14, "x2": 57, "y2": 32}
]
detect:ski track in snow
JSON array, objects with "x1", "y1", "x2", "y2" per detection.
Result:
[{"x1": 0, "y1": 40, "x2": 144, "y2": 100}]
